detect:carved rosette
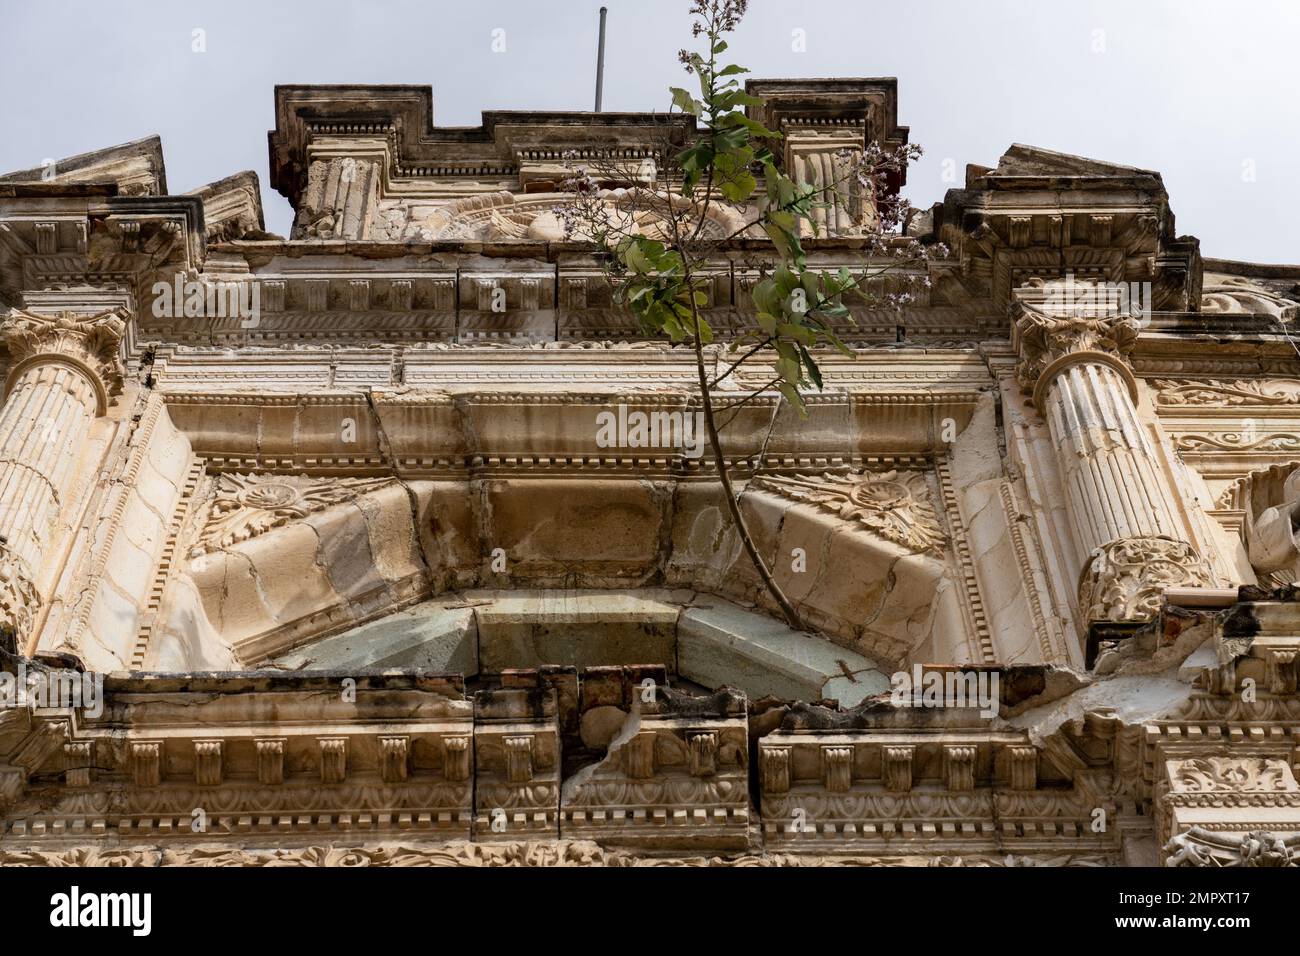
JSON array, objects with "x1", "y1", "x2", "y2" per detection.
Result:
[
  {"x1": 1, "y1": 309, "x2": 126, "y2": 412},
  {"x1": 1078, "y1": 536, "x2": 1214, "y2": 623}
]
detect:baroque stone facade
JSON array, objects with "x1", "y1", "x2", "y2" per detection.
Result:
[{"x1": 1, "y1": 79, "x2": 1299, "y2": 868}]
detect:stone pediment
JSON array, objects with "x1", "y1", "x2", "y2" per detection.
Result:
[
  {"x1": 0, "y1": 135, "x2": 167, "y2": 197},
  {"x1": 976, "y1": 143, "x2": 1163, "y2": 187}
]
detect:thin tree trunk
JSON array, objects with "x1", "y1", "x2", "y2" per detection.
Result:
[{"x1": 687, "y1": 302, "x2": 806, "y2": 631}]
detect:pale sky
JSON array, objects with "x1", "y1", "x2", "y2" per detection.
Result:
[{"x1": 2, "y1": 0, "x2": 1296, "y2": 262}]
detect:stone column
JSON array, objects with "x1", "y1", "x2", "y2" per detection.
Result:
[
  {"x1": 0, "y1": 309, "x2": 124, "y2": 646},
  {"x1": 783, "y1": 126, "x2": 875, "y2": 237},
  {"x1": 1012, "y1": 279, "x2": 1213, "y2": 631}
]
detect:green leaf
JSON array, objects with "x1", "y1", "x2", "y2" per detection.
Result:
[
  {"x1": 773, "y1": 264, "x2": 799, "y2": 295},
  {"x1": 778, "y1": 382, "x2": 805, "y2": 415},
  {"x1": 769, "y1": 210, "x2": 797, "y2": 233},
  {"x1": 670, "y1": 87, "x2": 702, "y2": 116},
  {"x1": 626, "y1": 243, "x2": 652, "y2": 275},
  {"x1": 752, "y1": 278, "x2": 781, "y2": 317},
  {"x1": 720, "y1": 170, "x2": 756, "y2": 201},
  {"x1": 797, "y1": 343, "x2": 824, "y2": 390}
]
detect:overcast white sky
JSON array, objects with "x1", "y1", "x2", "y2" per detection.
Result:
[{"x1": 1, "y1": 0, "x2": 1296, "y2": 261}]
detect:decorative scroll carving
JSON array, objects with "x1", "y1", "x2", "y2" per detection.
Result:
[
  {"x1": 882, "y1": 745, "x2": 914, "y2": 793},
  {"x1": 0, "y1": 544, "x2": 40, "y2": 645},
  {"x1": 1201, "y1": 273, "x2": 1300, "y2": 320},
  {"x1": 1173, "y1": 433, "x2": 1300, "y2": 453},
  {"x1": 751, "y1": 470, "x2": 945, "y2": 555},
  {"x1": 1007, "y1": 746, "x2": 1037, "y2": 792},
  {"x1": 761, "y1": 746, "x2": 791, "y2": 794},
  {"x1": 191, "y1": 473, "x2": 394, "y2": 556},
  {"x1": 420, "y1": 190, "x2": 738, "y2": 243},
  {"x1": 319, "y1": 737, "x2": 347, "y2": 784},
  {"x1": 1078, "y1": 536, "x2": 1215, "y2": 623},
  {"x1": 255, "y1": 738, "x2": 284, "y2": 786},
  {"x1": 1, "y1": 309, "x2": 126, "y2": 409},
  {"x1": 194, "y1": 740, "x2": 223, "y2": 786},
  {"x1": 130, "y1": 742, "x2": 162, "y2": 788},
  {"x1": 0, "y1": 841, "x2": 1121, "y2": 868},
  {"x1": 1164, "y1": 828, "x2": 1299, "y2": 867},
  {"x1": 379, "y1": 736, "x2": 409, "y2": 784},
  {"x1": 1158, "y1": 753, "x2": 1300, "y2": 864},
  {"x1": 1153, "y1": 378, "x2": 1300, "y2": 407},
  {"x1": 821, "y1": 745, "x2": 853, "y2": 793},
  {"x1": 1169, "y1": 757, "x2": 1293, "y2": 793}
]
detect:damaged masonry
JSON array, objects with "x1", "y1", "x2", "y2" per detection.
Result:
[{"x1": 1, "y1": 79, "x2": 1299, "y2": 867}]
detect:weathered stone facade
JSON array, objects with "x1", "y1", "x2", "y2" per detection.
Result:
[{"x1": 1, "y1": 80, "x2": 1298, "y2": 867}]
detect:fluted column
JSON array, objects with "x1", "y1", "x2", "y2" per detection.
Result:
[
  {"x1": 1013, "y1": 279, "x2": 1213, "y2": 627},
  {"x1": 0, "y1": 309, "x2": 124, "y2": 645}
]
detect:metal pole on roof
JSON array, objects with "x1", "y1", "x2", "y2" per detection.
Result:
[{"x1": 594, "y1": 6, "x2": 608, "y2": 112}]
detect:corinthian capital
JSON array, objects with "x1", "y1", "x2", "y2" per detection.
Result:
[
  {"x1": 0, "y1": 542, "x2": 41, "y2": 648},
  {"x1": 1012, "y1": 278, "x2": 1142, "y2": 406},
  {"x1": 1, "y1": 309, "x2": 126, "y2": 413}
]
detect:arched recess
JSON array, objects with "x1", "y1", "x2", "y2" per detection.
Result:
[{"x1": 146, "y1": 468, "x2": 974, "y2": 693}]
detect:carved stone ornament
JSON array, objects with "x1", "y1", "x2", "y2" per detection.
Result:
[
  {"x1": 1012, "y1": 280, "x2": 1142, "y2": 406},
  {"x1": 751, "y1": 470, "x2": 946, "y2": 555},
  {"x1": 1163, "y1": 828, "x2": 1299, "y2": 868},
  {"x1": 1153, "y1": 378, "x2": 1300, "y2": 407},
  {"x1": 191, "y1": 473, "x2": 395, "y2": 556},
  {"x1": 0, "y1": 542, "x2": 41, "y2": 644},
  {"x1": 0, "y1": 840, "x2": 1118, "y2": 868},
  {"x1": 1077, "y1": 535, "x2": 1215, "y2": 623},
  {"x1": 378, "y1": 189, "x2": 745, "y2": 243},
  {"x1": 1201, "y1": 273, "x2": 1300, "y2": 320},
  {"x1": 1169, "y1": 756, "x2": 1295, "y2": 793},
  {"x1": 1, "y1": 309, "x2": 126, "y2": 412}
]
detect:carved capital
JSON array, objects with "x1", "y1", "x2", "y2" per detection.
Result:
[
  {"x1": 1012, "y1": 280, "x2": 1141, "y2": 407},
  {"x1": 1078, "y1": 536, "x2": 1214, "y2": 624},
  {"x1": 0, "y1": 544, "x2": 41, "y2": 647},
  {"x1": 1, "y1": 309, "x2": 126, "y2": 414}
]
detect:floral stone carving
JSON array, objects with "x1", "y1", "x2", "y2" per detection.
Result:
[
  {"x1": 1077, "y1": 536, "x2": 1214, "y2": 623},
  {"x1": 751, "y1": 470, "x2": 946, "y2": 555},
  {"x1": 191, "y1": 473, "x2": 394, "y2": 556}
]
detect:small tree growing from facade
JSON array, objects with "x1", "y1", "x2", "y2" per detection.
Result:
[{"x1": 558, "y1": 0, "x2": 945, "y2": 630}]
